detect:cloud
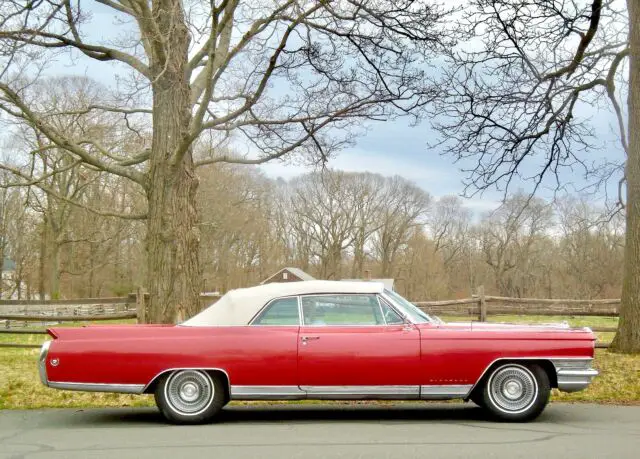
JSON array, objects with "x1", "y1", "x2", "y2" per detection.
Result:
[{"x1": 259, "y1": 147, "x2": 455, "y2": 189}]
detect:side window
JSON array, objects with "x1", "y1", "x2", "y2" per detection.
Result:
[
  {"x1": 300, "y1": 295, "x2": 384, "y2": 326},
  {"x1": 379, "y1": 297, "x2": 404, "y2": 325},
  {"x1": 252, "y1": 297, "x2": 300, "y2": 325}
]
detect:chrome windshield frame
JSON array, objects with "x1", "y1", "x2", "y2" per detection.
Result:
[{"x1": 380, "y1": 289, "x2": 434, "y2": 325}]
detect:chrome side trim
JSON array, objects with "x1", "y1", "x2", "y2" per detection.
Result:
[
  {"x1": 231, "y1": 385, "x2": 306, "y2": 400},
  {"x1": 420, "y1": 385, "x2": 473, "y2": 400},
  {"x1": 142, "y1": 367, "x2": 231, "y2": 393},
  {"x1": 467, "y1": 356, "x2": 597, "y2": 397},
  {"x1": 300, "y1": 385, "x2": 420, "y2": 399},
  {"x1": 47, "y1": 381, "x2": 145, "y2": 394},
  {"x1": 38, "y1": 341, "x2": 51, "y2": 387}
]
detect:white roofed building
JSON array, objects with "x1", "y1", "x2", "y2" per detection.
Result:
[{"x1": 261, "y1": 267, "x2": 315, "y2": 284}]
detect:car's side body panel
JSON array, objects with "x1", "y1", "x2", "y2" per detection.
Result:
[
  {"x1": 417, "y1": 323, "x2": 595, "y2": 388},
  {"x1": 42, "y1": 321, "x2": 596, "y2": 400},
  {"x1": 297, "y1": 324, "x2": 421, "y2": 386},
  {"x1": 45, "y1": 326, "x2": 300, "y2": 387}
]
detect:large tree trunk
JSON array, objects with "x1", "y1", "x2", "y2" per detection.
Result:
[
  {"x1": 612, "y1": 0, "x2": 640, "y2": 353},
  {"x1": 50, "y1": 236, "x2": 61, "y2": 300},
  {"x1": 145, "y1": 0, "x2": 201, "y2": 324},
  {"x1": 39, "y1": 217, "x2": 47, "y2": 300}
]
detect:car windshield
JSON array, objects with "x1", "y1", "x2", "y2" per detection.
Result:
[{"x1": 383, "y1": 289, "x2": 439, "y2": 324}]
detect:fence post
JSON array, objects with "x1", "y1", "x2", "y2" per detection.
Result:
[
  {"x1": 136, "y1": 287, "x2": 147, "y2": 324},
  {"x1": 478, "y1": 285, "x2": 487, "y2": 322}
]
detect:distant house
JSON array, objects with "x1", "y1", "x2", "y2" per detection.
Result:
[
  {"x1": 1, "y1": 258, "x2": 27, "y2": 300},
  {"x1": 1, "y1": 258, "x2": 15, "y2": 281},
  {"x1": 341, "y1": 278, "x2": 395, "y2": 291},
  {"x1": 261, "y1": 267, "x2": 316, "y2": 284}
]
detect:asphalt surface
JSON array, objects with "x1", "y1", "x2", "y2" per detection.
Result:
[{"x1": 0, "y1": 403, "x2": 638, "y2": 459}]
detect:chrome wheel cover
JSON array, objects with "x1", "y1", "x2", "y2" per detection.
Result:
[
  {"x1": 164, "y1": 370, "x2": 214, "y2": 416},
  {"x1": 488, "y1": 365, "x2": 538, "y2": 414}
]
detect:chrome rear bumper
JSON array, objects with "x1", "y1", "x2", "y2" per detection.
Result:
[
  {"x1": 552, "y1": 359, "x2": 598, "y2": 392},
  {"x1": 38, "y1": 341, "x2": 51, "y2": 387}
]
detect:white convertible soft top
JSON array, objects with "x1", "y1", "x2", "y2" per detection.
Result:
[{"x1": 181, "y1": 280, "x2": 385, "y2": 326}]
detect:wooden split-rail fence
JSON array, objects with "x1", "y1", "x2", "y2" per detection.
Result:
[{"x1": 0, "y1": 287, "x2": 618, "y2": 349}]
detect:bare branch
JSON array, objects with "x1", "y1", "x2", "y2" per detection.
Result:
[{"x1": 0, "y1": 83, "x2": 147, "y2": 187}]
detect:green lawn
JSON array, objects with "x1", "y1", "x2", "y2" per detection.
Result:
[{"x1": 0, "y1": 315, "x2": 637, "y2": 409}]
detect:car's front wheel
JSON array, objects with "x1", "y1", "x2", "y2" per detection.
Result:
[
  {"x1": 154, "y1": 370, "x2": 226, "y2": 424},
  {"x1": 481, "y1": 363, "x2": 550, "y2": 422}
]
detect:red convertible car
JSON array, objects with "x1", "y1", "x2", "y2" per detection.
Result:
[{"x1": 39, "y1": 281, "x2": 597, "y2": 424}]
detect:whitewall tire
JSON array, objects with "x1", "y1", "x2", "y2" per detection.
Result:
[
  {"x1": 481, "y1": 363, "x2": 550, "y2": 422},
  {"x1": 154, "y1": 370, "x2": 226, "y2": 424}
]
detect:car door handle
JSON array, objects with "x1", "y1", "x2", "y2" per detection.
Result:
[{"x1": 301, "y1": 336, "x2": 320, "y2": 343}]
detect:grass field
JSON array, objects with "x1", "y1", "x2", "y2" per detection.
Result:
[{"x1": 0, "y1": 315, "x2": 637, "y2": 409}]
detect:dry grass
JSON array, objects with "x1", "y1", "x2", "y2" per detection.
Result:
[
  {"x1": 1, "y1": 349, "x2": 637, "y2": 409},
  {"x1": 552, "y1": 350, "x2": 640, "y2": 404},
  {"x1": 0, "y1": 347, "x2": 154, "y2": 410},
  {"x1": 0, "y1": 315, "x2": 637, "y2": 409}
]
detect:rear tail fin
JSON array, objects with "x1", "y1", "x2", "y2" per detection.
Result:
[{"x1": 46, "y1": 328, "x2": 59, "y2": 339}]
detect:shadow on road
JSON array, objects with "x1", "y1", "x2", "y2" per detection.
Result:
[{"x1": 56, "y1": 403, "x2": 498, "y2": 427}]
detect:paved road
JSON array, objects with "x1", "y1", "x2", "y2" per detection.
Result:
[{"x1": 1, "y1": 403, "x2": 638, "y2": 459}]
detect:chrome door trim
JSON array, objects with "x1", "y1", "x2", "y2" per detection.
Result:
[
  {"x1": 47, "y1": 381, "x2": 145, "y2": 394},
  {"x1": 230, "y1": 385, "x2": 306, "y2": 400},
  {"x1": 420, "y1": 384, "x2": 473, "y2": 399}
]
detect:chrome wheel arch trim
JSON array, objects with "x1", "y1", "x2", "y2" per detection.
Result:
[
  {"x1": 143, "y1": 367, "x2": 231, "y2": 394},
  {"x1": 466, "y1": 356, "x2": 596, "y2": 397}
]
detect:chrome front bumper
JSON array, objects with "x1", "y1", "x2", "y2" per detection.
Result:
[
  {"x1": 552, "y1": 359, "x2": 598, "y2": 392},
  {"x1": 39, "y1": 341, "x2": 51, "y2": 387}
]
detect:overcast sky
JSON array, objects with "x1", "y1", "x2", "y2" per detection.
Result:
[{"x1": 39, "y1": 1, "x2": 626, "y2": 217}]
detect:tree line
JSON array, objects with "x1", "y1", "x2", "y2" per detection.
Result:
[
  {"x1": 1, "y1": 1, "x2": 637, "y2": 351},
  {"x1": 1, "y1": 164, "x2": 624, "y2": 304}
]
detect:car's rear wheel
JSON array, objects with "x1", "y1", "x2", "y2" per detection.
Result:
[
  {"x1": 154, "y1": 370, "x2": 226, "y2": 424},
  {"x1": 481, "y1": 363, "x2": 550, "y2": 422}
]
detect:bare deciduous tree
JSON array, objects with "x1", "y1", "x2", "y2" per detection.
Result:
[
  {"x1": 431, "y1": 0, "x2": 639, "y2": 351},
  {"x1": 372, "y1": 176, "x2": 431, "y2": 277},
  {"x1": 479, "y1": 194, "x2": 553, "y2": 297},
  {"x1": 0, "y1": 0, "x2": 450, "y2": 322}
]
